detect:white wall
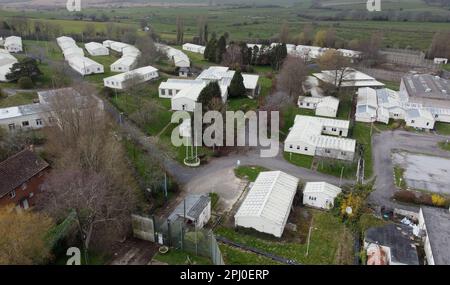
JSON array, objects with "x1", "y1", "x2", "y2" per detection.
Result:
[
  {"x1": 316, "y1": 106, "x2": 338, "y2": 118},
  {"x1": 172, "y1": 97, "x2": 196, "y2": 112},
  {"x1": 235, "y1": 216, "x2": 283, "y2": 238},
  {"x1": 406, "y1": 116, "x2": 435, "y2": 129},
  {"x1": 284, "y1": 141, "x2": 316, "y2": 156},
  {"x1": 0, "y1": 112, "x2": 48, "y2": 132},
  {"x1": 303, "y1": 192, "x2": 336, "y2": 210}
]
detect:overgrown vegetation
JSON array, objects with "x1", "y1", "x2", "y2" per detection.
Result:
[{"x1": 234, "y1": 165, "x2": 269, "y2": 182}]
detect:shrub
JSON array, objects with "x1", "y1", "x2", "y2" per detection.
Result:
[
  {"x1": 393, "y1": 190, "x2": 416, "y2": 204},
  {"x1": 18, "y1": 77, "x2": 34, "y2": 89},
  {"x1": 431, "y1": 194, "x2": 447, "y2": 207}
]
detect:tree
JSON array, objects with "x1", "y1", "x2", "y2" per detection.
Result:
[
  {"x1": 427, "y1": 31, "x2": 450, "y2": 59},
  {"x1": 0, "y1": 206, "x2": 54, "y2": 265},
  {"x1": 216, "y1": 35, "x2": 227, "y2": 63},
  {"x1": 299, "y1": 23, "x2": 314, "y2": 45},
  {"x1": 197, "y1": 16, "x2": 208, "y2": 45},
  {"x1": 83, "y1": 23, "x2": 96, "y2": 40},
  {"x1": 198, "y1": 81, "x2": 224, "y2": 113},
  {"x1": 135, "y1": 35, "x2": 165, "y2": 67},
  {"x1": 222, "y1": 43, "x2": 243, "y2": 68},
  {"x1": 276, "y1": 56, "x2": 308, "y2": 102},
  {"x1": 325, "y1": 28, "x2": 336, "y2": 48},
  {"x1": 317, "y1": 49, "x2": 353, "y2": 94},
  {"x1": 204, "y1": 37, "x2": 218, "y2": 62},
  {"x1": 279, "y1": 21, "x2": 290, "y2": 44},
  {"x1": 314, "y1": 30, "x2": 327, "y2": 47},
  {"x1": 359, "y1": 32, "x2": 384, "y2": 66},
  {"x1": 270, "y1": 44, "x2": 288, "y2": 71},
  {"x1": 39, "y1": 88, "x2": 138, "y2": 255},
  {"x1": 176, "y1": 16, "x2": 184, "y2": 45},
  {"x1": 228, "y1": 70, "x2": 246, "y2": 98},
  {"x1": 6, "y1": 57, "x2": 42, "y2": 82}
]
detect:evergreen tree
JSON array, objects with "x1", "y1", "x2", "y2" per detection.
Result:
[
  {"x1": 270, "y1": 44, "x2": 288, "y2": 71},
  {"x1": 6, "y1": 57, "x2": 42, "y2": 82},
  {"x1": 216, "y1": 35, "x2": 227, "y2": 63},
  {"x1": 228, "y1": 70, "x2": 246, "y2": 98},
  {"x1": 198, "y1": 81, "x2": 223, "y2": 113},
  {"x1": 204, "y1": 37, "x2": 218, "y2": 62},
  {"x1": 239, "y1": 42, "x2": 251, "y2": 66}
]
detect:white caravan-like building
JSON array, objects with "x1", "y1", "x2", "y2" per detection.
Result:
[
  {"x1": 110, "y1": 41, "x2": 131, "y2": 53},
  {"x1": 285, "y1": 115, "x2": 356, "y2": 161},
  {"x1": 67, "y1": 56, "x2": 104, "y2": 76},
  {"x1": 85, "y1": 42, "x2": 109, "y2": 56},
  {"x1": 103, "y1": 66, "x2": 159, "y2": 90},
  {"x1": 298, "y1": 96, "x2": 340, "y2": 118},
  {"x1": 0, "y1": 49, "x2": 18, "y2": 82},
  {"x1": 405, "y1": 108, "x2": 435, "y2": 129},
  {"x1": 182, "y1": 43, "x2": 206, "y2": 54},
  {"x1": 159, "y1": 66, "x2": 260, "y2": 111},
  {"x1": 4, "y1": 36, "x2": 22, "y2": 53},
  {"x1": 303, "y1": 182, "x2": 342, "y2": 210},
  {"x1": 235, "y1": 171, "x2": 299, "y2": 238},
  {"x1": 314, "y1": 69, "x2": 385, "y2": 88},
  {"x1": 111, "y1": 56, "x2": 138, "y2": 73},
  {"x1": 63, "y1": 47, "x2": 85, "y2": 60},
  {"x1": 57, "y1": 36, "x2": 76, "y2": 47}
]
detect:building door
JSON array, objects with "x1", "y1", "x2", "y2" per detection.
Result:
[
  {"x1": 21, "y1": 199, "x2": 29, "y2": 210},
  {"x1": 339, "y1": 130, "x2": 343, "y2": 136}
]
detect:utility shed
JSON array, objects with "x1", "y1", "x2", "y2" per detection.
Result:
[
  {"x1": 85, "y1": 42, "x2": 109, "y2": 56},
  {"x1": 234, "y1": 171, "x2": 299, "y2": 238},
  {"x1": 418, "y1": 206, "x2": 450, "y2": 265},
  {"x1": 364, "y1": 224, "x2": 419, "y2": 265},
  {"x1": 168, "y1": 194, "x2": 211, "y2": 229},
  {"x1": 4, "y1": 36, "x2": 22, "y2": 53},
  {"x1": 302, "y1": 182, "x2": 341, "y2": 210}
]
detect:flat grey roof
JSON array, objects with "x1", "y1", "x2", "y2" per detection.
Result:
[
  {"x1": 365, "y1": 223, "x2": 419, "y2": 265},
  {"x1": 422, "y1": 206, "x2": 450, "y2": 265},
  {"x1": 403, "y1": 74, "x2": 450, "y2": 100},
  {"x1": 168, "y1": 194, "x2": 210, "y2": 224}
]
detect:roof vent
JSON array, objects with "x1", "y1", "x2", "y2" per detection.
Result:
[{"x1": 425, "y1": 88, "x2": 431, "y2": 93}]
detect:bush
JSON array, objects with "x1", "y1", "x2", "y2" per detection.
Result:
[
  {"x1": 431, "y1": 194, "x2": 447, "y2": 207},
  {"x1": 393, "y1": 190, "x2": 416, "y2": 204},
  {"x1": 18, "y1": 77, "x2": 34, "y2": 89}
]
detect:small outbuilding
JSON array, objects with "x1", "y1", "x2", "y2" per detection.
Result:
[
  {"x1": 111, "y1": 56, "x2": 137, "y2": 73},
  {"x1": 302, "y1": 182, "x2": 342, "y2": 210},
  {"x1": 182, "y1": 43, "x2": 206, "y2": 54},
  {"x1": 405, "y1": 108, "x2": 435, "y2": 130},
  {"x1": 68, "y1": 56, "x2": 104, "y2": 76},
  {"x1": 4, "y1": 36, "x2": 23, "y2": 53},
  {"x1": 168, "y1": 194, "x2": 211, "y2": 229},
  {"x1": 234, "y1": 171, "x2": 299, "y2": 238}
]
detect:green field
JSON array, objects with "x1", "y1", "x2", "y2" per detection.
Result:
[
  {"x1": 0, "y1": 92, "x2": 37, "y2": 108},
  {"x1": 234, "y1": 165, "x2": 269, "y2": 181},
  {"x1": 152, "y1": 249, "x2": 212, "y2": 265}
]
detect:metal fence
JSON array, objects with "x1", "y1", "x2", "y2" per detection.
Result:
[{"x1": 132, "y1": 214, "x2": 225, "y2": 265}]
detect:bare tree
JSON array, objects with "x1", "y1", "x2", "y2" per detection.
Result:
[
  {"x1": 317, "y1": 49, "x2": 353, "y2": 94},
  {"x1": 222, "y1": 44, "x2": 243, "y2": 68},
  {"x1": 279, "y1": 21, "x2": 290, "y2": 44},
  {"x1": 298, "y1": 23, "x2": 314, "y2": 45},
  {"x1": 276, "y1": 56, "x2": 309, "y2": 103},
  {"x1": 428, "y1": 31, "x2": 450, "y2": 59},
  {"x1": 176, "y1": 16, "x2": 184, "y2": 45},
  {"x1": 135, "y1": 35, "x2": 165, "y2": 67}
]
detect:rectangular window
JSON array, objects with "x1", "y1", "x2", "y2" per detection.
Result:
[
  {"x1": 332, "y1": 128, "x2": 337, "y2": 132},
  {"x1": 169, "y1": 90, "x2": 173, "y2": 96},
  {"x1": 325, "y1": 149, "x2": 331, "y2": 154},
  {"x1": 21, "y1": 183, "x2": 27, "y2": 190},
  {"x1": 22, "y1": 121, "x2": 29, "y2": 127},
  {"x1": 36, "y1": 119, "x2": 43, "y2": 126},
  {"x1": 9, "y1": 190, "x2": 16, "y2": 199},
  {"x1": 8, "y1": 123, "x2": 15, "y2": 131}
]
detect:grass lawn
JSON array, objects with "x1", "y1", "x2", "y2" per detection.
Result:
[
  {"x1": 394, "y1": 166, "x2": 407, "y2": 189},
  {"x1": 215, "y1": 209, "x2": 354, "y2": 265},
  {"x1": 352, "y1": 122, "x2": 373, "y2": 178},
  {"x1": 219, "y1": 244, "x2": 282, "y2": 265},
  {"x1": 234, "y1": 165, "x2": 269, "y2": 182},
  {"x1": 443, "y1": 64, "x2": 450, "y2": 72},
  {"x1": 337, "y1": 97, "x2": 352, "y2": 120},
  {"x1": 227, "y1": 96, "x2": 258, "y2": 112},
  {"x1": 316, "y1": 159, "x2": 358, "y2": 179},
  {"x1": 438, "y1": 141, "x2": 450, "y2": 152},
  {"x1": 153, "y1": 249, "x2": 212, "y2": 265},
  {"x1": 259, "y1": 77, "x2": 273, "y2": 99},
  {"x1": 435, "y1": 122, "x2": 450, "y2": 136},
  {"x1": 0, "y1": 92, "x2": 38, "y2": 108},
  {"x1": 280, "y1": 105, "x2": 312, "y2": 138},
  {"x1": 283, "y1": 152, "x2": 314, "y2": 169},
  {"x1": 380, "y1": 80, "x2": 400, "y2": 91}
]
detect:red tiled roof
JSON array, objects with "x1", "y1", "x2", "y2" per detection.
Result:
[{"x1": 0, "y1": 149, "x2": 49, "y2": 198}]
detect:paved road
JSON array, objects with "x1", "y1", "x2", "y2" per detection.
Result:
[{"x1": 371, "y1": 130, "x2": 450, "y2": 211}]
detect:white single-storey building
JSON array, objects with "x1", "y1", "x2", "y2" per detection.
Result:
[
  {"x1": 63, "y1": 47, "x2": 85, "y2": 60},
  {"x1": 57, "y1": 36, "x2": 76, "y2": 46},
  {"x1": 418, "y1": 206, "x2": 450, "y2": 265},
  {"x1": 302, "y1": 182, "x2": 342, "y2": 210},
  {"x1": 285, "y1": 115, "x2": 356, "y2": 161},
  {"x1": 85, "y1": 42, "x2": 109, "y2": 56},
  {"x1": 122, "y1": 46, "x2": 141, "y2": 58},
  {"x1": 102, "y1": 40, "x2": 115, "y2": 48},
  {"x1": 110, "y1": 41, "x2": 131, "y2": 53},
  {"x1": 314, "y1": 69, "x2": 385, "y2": 88},
  {"x1": 159, "y1": 79, "x2": 204, "y2": 99},
  {"x1": 182, "y1": 43, "x2": 206, "y2": 54},
  {"x1": 0, "y1": 49, "x2": 18, "y2": 82},
  {"x1": 355, "y1": 87, "x2": 378, "y2": 123},
  {"x1": 4, "y1": 36, "x2": 22, "y2": 53},
  {"x1": 67, "y1": 56, "x2": 104, "y2": 76},
  {"x1": 405, "y1": 108, "x2": 435, "y2": 130},
  {"x1": 298, "y1": 96, "x2": 340, "y2": 118},
  {"x1": 434, "y1": 58, "x2": 448, "y2": 65},
  {"x1": 111, "y1": 56, "x2": 138, "y2": 73},
  {"x1": 235, "y1": 171, "x2": 299, "y2": 238},
  {"x1": 103, "y1": 66, "x2": 159, "y2": 90},
  {"x1": 171, "y1": 82, "x2": 229, "y2": 112}
]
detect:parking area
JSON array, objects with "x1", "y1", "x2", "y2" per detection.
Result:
[{"x1": 392, "y1": 151, "x2": 450, "y2": 195}]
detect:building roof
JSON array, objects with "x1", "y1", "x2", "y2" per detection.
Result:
[
  {"x1": 68, "y1": 56, "x2": 102, "y2": 69},
  {"x1": 235, "y1": 171, "x2": 299, "y2": 231},
  {"x1": 242, "y1": 74, "x2": 259, "y2": 90},
  {"x1": 159, "y1": 79, "x2": 203, "y2": 90},
  {"x1": 314, "y1": 69, "x2": 385, "y2": 88},
  {"x1": 357, "y1": 87, "x2": 378, "y2": 108},
  {"x1": 421, "y1": 206, "x2": 450, "y2": 265},
  {"x1": 168, "y1": 194, "x2": 211, "y2": 223},
  {"x1": 317, "y1": 96, "x2": 340, "y2": 110},
  {"x1": 402, "y1": 74, "x2": 450, "y2": 100},
  {"x1": 303, "y1": 182, "x2": 342, "y2": 197},
  {"x1": 5, "y1": 36, "x2": 22, "y2": 46},
  {"x1": 104, "y1": 66, "x2": 158, "y2": 82},
  {"x1": 37, "y1": 87, "x2": 80, "y2": 104},
  {"x1": 85, "y1": 42, "x2": 108, "y2": 53},
  {"x1": 365, "y1": 224, "x2": 419, "y2": 265},
  {"x1": 0, "y1": 149, "x2": 49, "y2": 198},
  {"x1": 405, "y1": 108, "x2": 434, "y2": 121},
  {"x1": 111, "y1": 56, "x2": 137, "y2": 67},
  {"x1": 285, "y1": 115, "x2": 355, "y2": 152}
]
